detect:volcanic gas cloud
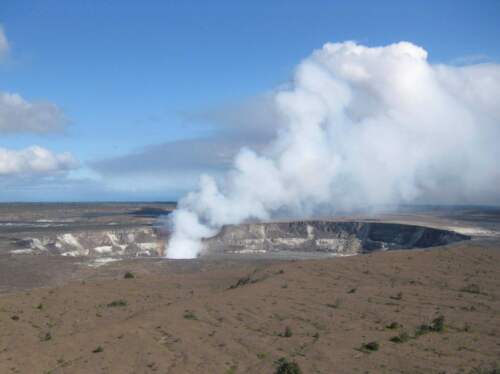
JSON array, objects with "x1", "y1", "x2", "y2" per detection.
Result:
[{"x1": 166, "y1": 41, "x2": 500, "y2": 259}]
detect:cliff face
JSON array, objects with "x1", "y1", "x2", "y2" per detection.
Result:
[
  {"x1": 203, "y1": 221, "x2": 470, "y2": 255},
  {"x1": 10, "y1": 227, "x2": 164, "y2": 257}
]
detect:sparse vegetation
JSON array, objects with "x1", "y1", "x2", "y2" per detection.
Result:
[
  {"x1": 461, "y1": 284, "x2": 481, "y2": 294},
  {"x1": 256, "y1": 352, "x2": 267, "y2": 360},
  {"x1": 390, "y1": 332, "x2": 410, "y2": 343},
  {"x1": 107, "y1": 299, "x2": 127, "y2": 307},
  {"x1": 415, "y1": 315, "x2": 445, "y2": 336},
  {"x1": 280, "y1": 326, "x2": 293, "y2": 338},
  {"x1": 92, "y1": 346, "x2": 103, "y2": 353},
  {"x1": 183, "y1": 310, "x2": 197, "y2": 320},
  {"x1": 347, "y1": 287, "x2": 357, "y2": 294},
  {"x1": 461, "y1": 305, "x2": 477, "y2": 312},
  {"x1": 124, "y1": 271, "x2": 135, "y2": 279},
  {"x1": 386, "y1": 321, "x2": 400, "y2": 329},
  {"x1": 360, "y1": 341, "x2": 379, "y2": 352},
  {"x1": 275, "y1": 357, "x2": 302, "y2": 374},
  {"x1": 11, "y1": 315, "x2": 19, "y2": 321},
  {"x1": 469, "y1": 363, "x2": 500, "y2": 374},
  {"x1": 414, "y1": 324, "x2": 429, "y2": 336},
  {"x1": 431, "y1": 315, "x2": 445, "y2": 332},
  {"x1": 36, "y1": 303, "x2": 44, "y2": 310},
  {"x1": 41, "y1": 332, "x2": 52, "y2": 342},
  {"x1": 229, "y1": 276, "x2": 254, "y2": 289}
]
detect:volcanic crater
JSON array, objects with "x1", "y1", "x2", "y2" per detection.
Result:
[
  {"x1": 7, "y1": 220, "x2": 470, "y2": 259},
  {"x1": 203, "y1": 221, "x2": 470, "y2": 256}
]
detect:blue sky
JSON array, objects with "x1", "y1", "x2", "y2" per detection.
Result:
[{"x1": 0, "y1": 0, "x2": 499, "y2": 201}]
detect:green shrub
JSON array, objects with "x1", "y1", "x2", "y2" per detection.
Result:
[
  {"x1": 415, "y1": 324, "x2": 431, "y2": 337},
  {"x1": 107, "y1": 299, "x2": 127, "y2": 307},
  {"x1": 229, "y1": 276, "x2": 252, "y2": 289},
  {"x1": 92, "y1": 346, "x2": 103, "y2": 353},
  {"x1": 283, "y1": 326, "x2": 293, "y2": 338},
  {"x1": 386, "y1": 322, "x2": 400, "y2": 329},
  {"x1": 361, "y1": 341, "x2": 379, "y2": 352},
  {"x1": 415, "y1": 315, "x2": 445, "y2": 336},
  {"x1": 124, "y1": 271, "x2": 135, "y2": 279},
  {"x1": 183, "y1": 310, "x2": 197, "y2": 320},
  {"x1": 390, "y1": 332, "x2": 410, "y2": 343},
  {"x1": 275, "y1": 358, "x2": 302, "y2": 374},
  {"x1": 430, "y1": 315, "x2": 445, "y2": 332}
]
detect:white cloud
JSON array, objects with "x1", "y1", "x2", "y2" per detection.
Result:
[
  {"x1": 0, "y1": 24, "x2": 9, "y2": 58},
  {"x1": 0, "y1": 92, "x2": 69, "y2": 134},
  {"x1": 167, "y1": 41, "x2": 500, "y2": 258},
  {"x1": 0, "y1": 145, "x2": 78, "y2": 176},
  {"x1": 0, "y1": 24, "x2": 79, "y2": 185},
  {"x1": 0, "y1": 26, "x2": 68, "y2": 134}
]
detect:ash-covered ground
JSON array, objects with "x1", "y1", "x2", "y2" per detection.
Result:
[{"x1": 0, "y1": 204, "x2": 499, "y2": 373}]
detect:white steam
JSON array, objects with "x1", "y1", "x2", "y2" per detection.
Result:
[{"x1": 166, "y1": 41, "x2": 500, "y2": 259}]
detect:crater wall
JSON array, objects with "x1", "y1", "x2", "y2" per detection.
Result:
[
  {"x1": 9, "y1": 227, "x2": 164, "y2": 257},
  {"x1": 8, "y1": 221, "x2": 471, "y2": 258},
  {"x1": 203, "y1": 221, "x2": 470, "y2": 255}
]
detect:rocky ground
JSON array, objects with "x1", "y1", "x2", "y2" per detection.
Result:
[{"x1": 0, "y1": 205, "x2": 499, "y2": 373}]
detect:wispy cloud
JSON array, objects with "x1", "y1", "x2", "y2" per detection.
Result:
[
  {"x1": 0, "y1": 92, "x2": 70, "y2": 134},
  {"x1": 0, "y1": 24, "x2": 9, "y2": 58},
  {"x1": 90, "y1": 94, "x2": 283, "y2": 193},
  {"x1": 449, "y1": 54, "x2": 492, "y2": 66}
]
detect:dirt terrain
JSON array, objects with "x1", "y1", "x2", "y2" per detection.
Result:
[
  {"x1": 0, "y1": 242, "x2": 498, "y2": 373},
  {"x1": 0, "y1": 205, "x2": 499, "y2": 373}
]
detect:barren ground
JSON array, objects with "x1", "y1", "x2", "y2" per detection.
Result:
[{"x1": 0, "y1": 242, "x2": 499, "y2": 373}]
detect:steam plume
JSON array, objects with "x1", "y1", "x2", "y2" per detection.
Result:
[{"x1": 166, "y1": 41, "x2": 500, "y2": 259}]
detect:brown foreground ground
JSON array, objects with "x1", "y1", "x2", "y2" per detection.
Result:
[{"x1": 1, "y1": 241, "x2": 499, "y2": 374}]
